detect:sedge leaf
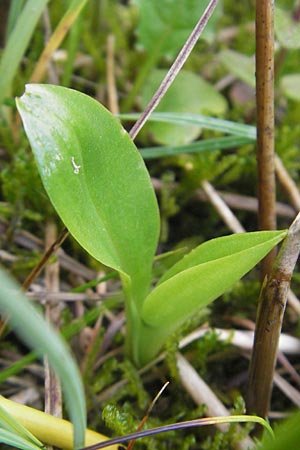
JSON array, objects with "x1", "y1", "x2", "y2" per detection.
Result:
[
  {"x1": 139, "y1": 231, "x2": 286, "y2": 363},
  {"x1": 0, "y1": 268, "x2": 86, "y2": 449},
  {"x1": 16, "y1": 84, "x2": 160, "y2": 283},
  {"x1": 0, "y1": 403, "x2": 44, "y2": 450}
]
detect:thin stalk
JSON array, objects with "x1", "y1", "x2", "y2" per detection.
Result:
[
  {"x1": 256, "y1": 0, "x2": 276, "y2": 278},
  {"x1": 128, "y1": 0, "x2": 219, "y2": 140},
  {"x1": 247, "y1": 212, "x2": 300, "y2": 418}
]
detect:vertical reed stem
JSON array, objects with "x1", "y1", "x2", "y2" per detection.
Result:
[{"x1": 256, "y1": 0, "x2": 276, "y2": 279}]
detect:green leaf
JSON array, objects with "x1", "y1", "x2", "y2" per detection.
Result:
[
  {"x1": 0, "y1": 428, "x2": 43, "y2": 450},
  {"x1": 219, "y1": 50, "x2": 255, "y2": 87},
  {"x1": 0, "y1": 267, "x2": 86, "y2": 449},
  {"x1": 141, "y1": 230, "x2": 287, "y2": 337},
  {"x1": 260, "y1": 411, "x2": 300, "y2": 450},
  {"x1": 0, "y1": 0, "x2": 50, "y2": 106},
  {"x1": 0, "y1": 403, "x2": 44, "y2": 450},
  {"x1": 134, "y1": 0, "x2": 222, "y2": 57},
  {"x1": 275, "y1": 6, "x2": 300, "y2": 49},
  {"x1": 16, "y1": 84, "x2": 160, "y2": 282},
  {"x1": 140, "y1": 135, "x2": 254, "y2": 159},
  {"x1": 280, "y1": 74, "x2": 300, "y2": 101},
  {"x1": 140, "y1": 69, "x2": 227, "y2": 145},
  {"x1": 120, "y1": 112, "x2": 257, "y2": 139}
]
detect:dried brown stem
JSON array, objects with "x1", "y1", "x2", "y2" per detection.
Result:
[
  {"x1": 44, "y1": 221, "x2": 62, "y2": 444},
  {"x1": 106, "y1": 34, "x2": 119, "y2": 115},
  {"x1": 256, "y1": 0, "x2": 276, "y2": 278},
  {"x1": 22, "y1": 227, "x2": 68, "y2": 291},
  {"x1": 247, "y1": 212, "x2": 300, "y2": 418},
  {"x1": 275, "y1": 154, "x2": 300, "y2": 211}
]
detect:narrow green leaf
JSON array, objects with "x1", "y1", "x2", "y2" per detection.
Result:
[
  {"x1": 0, "y1": 428, "x2": 42, "y2": 450},
  {"x1": 0, "y1": 0, "x2": 49, "y2": 106},
  {"x1": 142, "y1": 230, "x2": 286, "y2": 333},
  {"x1": 16, "y1": 84, "x2": 160, "y2": 283},
  {"x1": 157, "y1": 231, "x2": 285, "y2": 285},
  {"x1": 140, "y1": 136, "x2": 254, "y2": 159},
  {"x1": 120, "y1": 112, "x2": 257, "y2": 139},
  {"x1": 0, "y1": 268, "x2": 86, "y2": 449},
  {"x1": 0, "y1": 403, "x2": 43, "y2": 449}
]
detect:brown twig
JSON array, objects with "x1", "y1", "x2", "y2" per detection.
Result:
[
  {"x1": 22, "y1": 227, "x2": 69, "y2": 291},
  {"x1": 255, "y1": 0, "x2": 276, "y2": 278},
  {"x1": 247, "y1": 212, "x2": 300, "y2": 418},
  {"x1": 106, "y1": 34, "x2": 119, "y2": 115},
  {"x1": 275, "y1": 154, "x2": 300, "y2": 211},
  {"x1": 201, "y1": 180, "x2": 245, "y2": 233},
  {"x1": 127, "y1": 382, "x2": 169, "y2": 450},
  {"x1": 44, "y1": 221, "x2": 62, "y2": 450}
]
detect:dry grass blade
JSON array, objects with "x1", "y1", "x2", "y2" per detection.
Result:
[{"x1": 127, "y1": 382, "x2": 169, "y2": 450}]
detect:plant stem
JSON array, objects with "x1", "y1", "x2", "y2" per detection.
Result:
[
  {"x1": 128, "y1": 0, "x2": 219, "y2": 140},
  {"x1": 255, "y1": 0, "x2": 276, "y2": 279},
  {"x1": 247, "y1": 212, "x2": 300, "y2": 418}
]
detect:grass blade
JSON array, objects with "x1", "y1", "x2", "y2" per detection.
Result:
[
  {"x1": 0, "y1": 403, "x2": 43, "y2": 449},
  {"x1": 120, "y1": 112, "x2": 256, "y2": 139},
  {"x1": 140, "y1": 135, "x2": 254, "y2": 159},
  {"x1": 0, "y1": 267, "x2": 86, "y2": 449},
  {"x1": 0, "y1": 0, "x2": 49, "y2": 106}
]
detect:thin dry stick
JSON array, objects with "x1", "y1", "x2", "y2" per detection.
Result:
[
  {"x1": 22, "y1": 227, "x2": 69, "y2": 291},
  {"x1": 275, "y1": 154, "x2": 300, "y2": 211},
  {"x1": 127, "y1": 382, "x2": 169, "y2": 450},
  {"x1": 44, "y1": 221, "x2": 62, "y2": 443},
  {"x1": 128, "y1": 0, "x2": 218, "y2": 140},
  {"x1": 106, "y1": 34, "x2": 119, "y2": 115},
  {"x1": 256, "y1": 0, "x2": 277, "y2": 278},
  {"x1": 201, "y1": 180, "x2": 245, "y2": 233},
  {"x1": 247, "y1": 212, "x2": 300, "y2": 418}
]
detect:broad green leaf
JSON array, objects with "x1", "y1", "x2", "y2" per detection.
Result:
[
  {"x1": 219, "y1": 50, "x2": 255, "y2": 87},
  {"x1": 133, "y1": 0, "x2": 222, "y2": 57},
  {"x1": 142, "y1": 230, "x2": 287, "y2": 330},
  {"x1": 0, "y1": 267, "x2": 86, "y2": 449},
  {"x1": 275, "y1": 6, "x2": 300, "y2": 49},
  {"x1": 140, "y1": 70, "x2": 227, "y2": 145},
  {"x1": 16, "y1": 84, "x2": 160, "y2": 284},
  {"x1": 120, "y1": 112, "x2": 257, "y2": 139},
  {"x1": 280, "y1": 74, "x2": 300, "y2": 101},
  {"x1": 0, "y1": 403, "x2": 43, "y2": 450}
]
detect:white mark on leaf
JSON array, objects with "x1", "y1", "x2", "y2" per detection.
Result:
[{"x1": 71, "y1": 156, "x2": 81, "y2": 174}]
